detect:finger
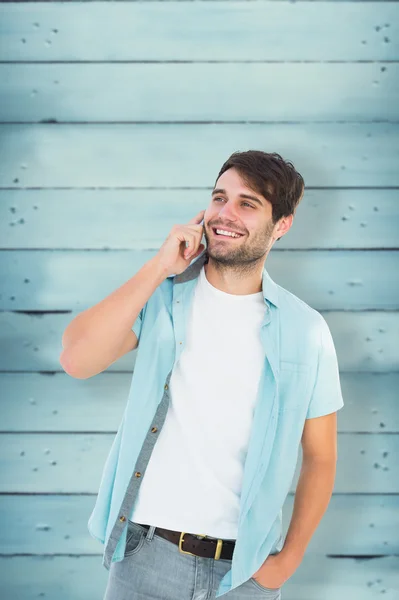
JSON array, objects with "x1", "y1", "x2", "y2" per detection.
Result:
[
  {"x1": 182, "y1": 233, "x2": 198, "y2": 258},
  {"x1": 184, "y1": 224, "x2": 204, "y2": 234},
  {"x1": 189, "y1": 243, "x2": 205, "y2": 260},
  {"x1": 187, "y1": 209, "x2": 206, "y2": 225},
  {"x1": 185, "y1": 240, "x2": 205, "y2": 260}
]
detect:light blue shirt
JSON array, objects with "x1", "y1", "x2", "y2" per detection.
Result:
[{"x1": 88, "y1": 249, "x2": 344, "y2": 597}]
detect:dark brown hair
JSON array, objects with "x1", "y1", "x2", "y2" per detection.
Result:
[{"x1": 215, "y1": 150, "x2": 305, "y2": 224}]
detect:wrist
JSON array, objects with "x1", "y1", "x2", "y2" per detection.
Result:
[
  {"x1": 279, "y1": 545, "x2": 305, "y2": 566},
  {"x1": 148, "y1": 255, "x2": 171, "y2": 282}
]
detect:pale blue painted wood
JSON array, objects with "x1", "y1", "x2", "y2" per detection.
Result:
[
  {"x1": 0, "y1": 556, "x2": 109, "y2": 600},
  {"x1": 2, "y1": 555, "x2": 397, "y2": 600},
  {"x1": 1, "y1": 494, "x2": 398, "y2": 555},
  {"x1": 0, "y1": 124, "x2": 398, "y2": 188},
  {"x1": 294, "y1": 433, "x2": 397, "y2": 493},
  {"x1": 0, "y1": 250, "x2": 398, "y2": 311},
  {"x1": 0, "y1": 432, "x2": 397, "y2": 493},
  {"x1": 1, "y1": 189, "x2": 398, "y2": 250},
  {"x1": 323, "y1": 311, "x2": 398, "y2": 372},
  {"x1": 292, "y1": 494, "x2": 399, "y2": 555},
  {"x1": 1, "y1": 372, "x2": 398, "y2": 433},
  {"x1": 282, "y1": 555, "x2": 399, "y2": 600},
  {"x1": 1, "y1": 63, "x2": 397, "y2": 122},
  {"x1": 0, "y1": 311, "x2": 397, "y2": 372},
  {"x1": 0, "y1": 2, "x2": 397, "y2": 61},
  {"x1": 0, "y1": 0, "x2": 397, "y2": 597}
]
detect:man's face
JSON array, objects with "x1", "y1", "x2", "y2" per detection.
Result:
[{"x1": 203, "y1": 167, "x2": 280, "y2": 266}]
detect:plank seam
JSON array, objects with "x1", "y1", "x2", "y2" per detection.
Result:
[{"x1": 0, "y1": 60, "x2": 398, "y2": 64}]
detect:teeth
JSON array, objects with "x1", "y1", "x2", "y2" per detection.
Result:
[{"x1": 216, "y1": 229, "x2": 242, "y2": 238}]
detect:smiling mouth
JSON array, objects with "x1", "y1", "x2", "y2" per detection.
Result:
[{"x1": 211, "y1": 227, "x2": 245, "y2": 239}]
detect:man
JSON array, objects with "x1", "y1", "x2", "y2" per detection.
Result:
[{"x1": 60, "y1": 150, "x2": 344, "y2": 599}]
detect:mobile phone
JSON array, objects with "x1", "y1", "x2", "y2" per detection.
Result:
[{"x1": 200, "y1": 218, "x2": 206, "y2": 242}]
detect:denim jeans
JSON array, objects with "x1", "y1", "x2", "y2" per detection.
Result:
[{"x1": 104, "y1": 520, "x2": 282, "y2": 599}]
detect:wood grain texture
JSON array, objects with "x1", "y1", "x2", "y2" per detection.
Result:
[
  {"x1": 1, "y1": 250, "x2": 398, "y2": 310},
  {"x1": 1, "y1": 189, "x2": 398, "y2": 250},
  {"x1": 1, "y1": 63, "x2": 397, "y2": 122},
  {"x1": 0, "y1": 2, "x2": 397, "y2": 61},
  {"x1": 0, "y1": 0, "x2": 398, "y2": 596},
  {"x1": 0, "y1": 494, "x2": 397, "y2": 555},
  {"x1": 1, "y1": 372, "x2": 397, "y2": 433},
  {"x1": 0, "y1": 124, "x2": 398, "y2": 188},
  {"x1": 0, "y1": 432, "x2": 396, "y2": 494},
  {"x1": 0, "y1": 311, "x2": 398, "y2": 372},
  {"x1": 0, "y1": 555, "x2": 397, "y2": 600}
]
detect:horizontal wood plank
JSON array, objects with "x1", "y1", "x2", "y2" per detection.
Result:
[
  {"x1": 0, "y1": 311, "x2": 398, "y2": 372},
  {"x1": 0, "y1": 2, "x2": 397, "y2": 61},
  {"x1": 0, "y1": 3, "x2": 397, "y2": 599},
  {"x1": 0, "y1": 250, "x2": 398, "y2": 311},
  {"x1": 1, "y1": 372, "x2": 397, "y2": 433},
  {"x1": 0, "y1": 555, "x2": 397, "y2": 600},
  {"x1": 0, "y1": 432, "x2": 397, "y2": 493},
  {"x1": 1, "y1": 189, "x2": 398, "y2": 250},
  {"x1": 1, "y1": 63, "x2": 397, "y2": 122},
  {"x1": 0, "y1": 494, "x2": 397, "y2": 556},
  {"x1": 1, "y1": 124, "x2": 397, "y2": 188}
]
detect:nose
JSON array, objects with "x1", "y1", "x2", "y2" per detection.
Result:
[{"x1": 218, "y1": 200, "x2": 240, "y2": 222}]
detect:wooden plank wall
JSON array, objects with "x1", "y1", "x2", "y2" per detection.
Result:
[{"x1": 0, "y1": 1, "x2": 398, "y2": 598}]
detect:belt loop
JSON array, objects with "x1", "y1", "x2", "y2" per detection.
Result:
[{"x1": 145, "y1": 525, "x2": 156, "y2": 541}]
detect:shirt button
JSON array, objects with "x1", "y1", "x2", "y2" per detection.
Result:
[
  {"x1": 164, "y1": 384, "x2": 168, "y2": 390},
  {"x1": 135, "y1": 472, "x2": 141, "y2": 478},
  {"x1": 119, "y1": 515, "x2": 126, "y2": 522},
  {"x1": 151, "y1": 427, "x2": 158, "y2": 433}
]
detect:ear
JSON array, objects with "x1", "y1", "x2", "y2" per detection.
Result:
[{"x1": 274, "y1": 214, "x2": 294, "y2": 241}]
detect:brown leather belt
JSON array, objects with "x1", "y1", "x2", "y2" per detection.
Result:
[{"x1": 137, "y1": 522, "x2": 235, "y2": 560}]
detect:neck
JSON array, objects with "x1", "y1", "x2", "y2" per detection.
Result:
[{"x1": 203, "y1": 255, "x2": 265, "y2": 295}]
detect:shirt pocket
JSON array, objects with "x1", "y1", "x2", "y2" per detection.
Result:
[{"x1": 278, "y1": 361, "x2": 312, "y2": 413}]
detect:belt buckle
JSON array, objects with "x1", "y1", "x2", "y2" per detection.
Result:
[{"x1": 178, "y1": 532, "x2": 223, "y2": 560}]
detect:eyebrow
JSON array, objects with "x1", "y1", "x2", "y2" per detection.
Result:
[{"x1": 211, "y1": 188, "x2": 265, "y2": 208}]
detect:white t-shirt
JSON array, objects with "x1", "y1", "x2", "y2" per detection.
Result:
[{"x1": 130, "y1": 264, "x2": 267, "y2": 539}]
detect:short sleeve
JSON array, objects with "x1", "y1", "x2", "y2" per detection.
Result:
[
  {"x1": 132, "y1": 307, "x2": 144, "y2": 342},
  {"x1": 306, "y1": 315, "x2": 344, "y2": 419}
]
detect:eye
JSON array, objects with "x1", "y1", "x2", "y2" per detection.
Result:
[{"x1": 213, "y1": 197, "x2": 255, "y2": 209}]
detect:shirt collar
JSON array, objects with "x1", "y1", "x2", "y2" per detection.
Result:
[{"x1": 173, "y1": 249, "x2": 279, "y2": 308}]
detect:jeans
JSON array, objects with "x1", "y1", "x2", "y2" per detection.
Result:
[{"x1": 104, "y1": 520, "x2": 282, "y2": 599}]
